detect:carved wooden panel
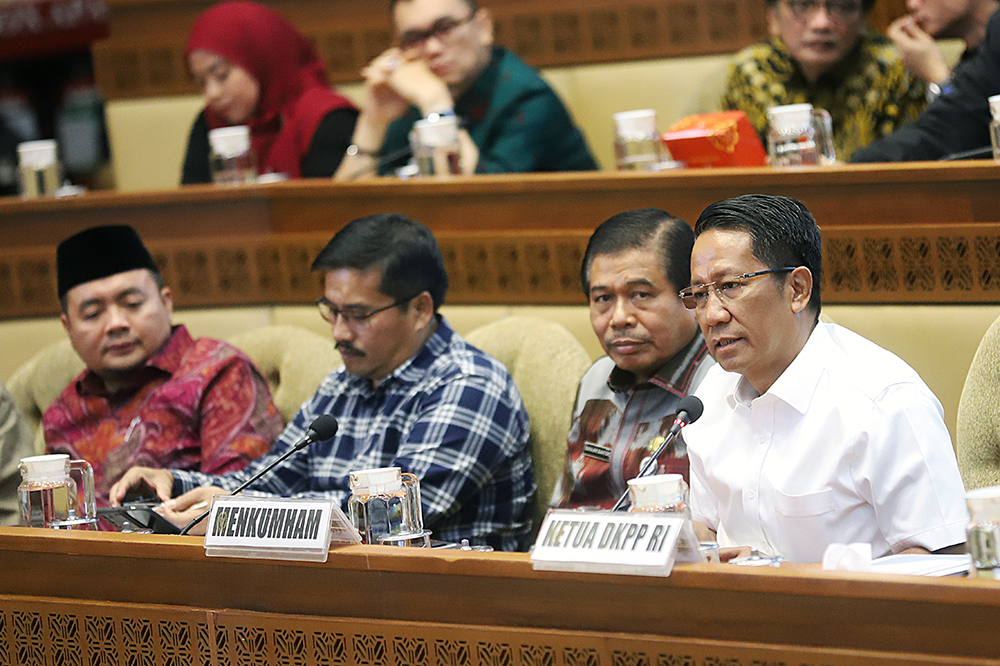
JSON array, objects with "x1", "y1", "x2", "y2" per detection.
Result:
[
  {"x1": 7, "y1": 223, "x2": 1000, "y2": 319},
  {"x1": 0, "y1": 597, "x2": 963, "y2": 666}
]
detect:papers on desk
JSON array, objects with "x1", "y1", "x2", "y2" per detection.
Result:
[{"x1": 870, "y1": 554, "x2": 970, "y2": 577}]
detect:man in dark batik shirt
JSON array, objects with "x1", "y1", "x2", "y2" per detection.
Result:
[{"x1": 551, "y1": 209, "x2": 714, "y2": 510}]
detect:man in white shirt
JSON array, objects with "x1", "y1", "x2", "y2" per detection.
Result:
[{"x1": 680, "y1": 194, "x2": 967, "y2": 562}]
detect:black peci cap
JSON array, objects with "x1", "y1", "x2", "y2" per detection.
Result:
[{"x1": 57, "y1": 225, "x2": 159, "y2": 298}]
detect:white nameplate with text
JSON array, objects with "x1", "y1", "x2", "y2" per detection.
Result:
[
  {"x1": 530, "y1": 509, "x2": 705, "y2": 576},
  {"x1": 204, "y1": 496, "x2": 359, "y2": 562}
]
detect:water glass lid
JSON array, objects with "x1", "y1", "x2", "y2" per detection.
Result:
[
  {"x1": 967, "y1": 484, "x2": 1000, "y2": 520},
  {"x1": 17, "y1": 140, "x2": 58, "y2": 169},
  {"x1": 349, "y1": 466, "x2": 403, "y2": 494},
  {"x1": 989, "y1": 94, "x2": 1000, "y2": 120},
  {"x1": 208, "y1": 126, "x2": 251, "y2": 158},
  {"x1": 767, "y1": 103, "x2": 813, "y2": 134},
  {"x1": 627, "y1": 473, "x2": 685, "y2": 507},
  {"x1": 19, "y1": 454, "x2": 69, "y2": 481},
  {"x1": 413, "y1": 115, "x2": 459, "y2": 147},
  {"x1": 613, "y1": 109, "x2": 658, "y2": 136}
]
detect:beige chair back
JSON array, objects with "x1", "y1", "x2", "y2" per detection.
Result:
[
  {"x1": 957, "y1": 315, "x2": 1000, "y2": 489},
  {"x1": 228, "y1": 326, "x2": 341, "y2": 424},
  {"x1": 465, "y1": 316, "x2": 592, "y2": 535}
]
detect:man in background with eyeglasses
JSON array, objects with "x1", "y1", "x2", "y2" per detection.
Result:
[
  {"x1": 721, "y1": 0, "x2": 928, "y2": 160},
  {"x1": 679, "y1": 194, "x2": 966, "y2": 563},
  {"x1": 111, "y1": 214, "x2": 535, "y2": 551},
  {"x1": 551, "y1": 209, "x2": 713, "y2": 510},
  {"x1": 335, "y1": 0, "x2": 597, "y2": 179}
]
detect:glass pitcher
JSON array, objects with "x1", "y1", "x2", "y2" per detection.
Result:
[
  {"x1": 766, "y1": 103, "x2": 836, "y2": 166},
  {"x1": 347, "y1": 466, "x2": 429, "y2": 546},
  {"x1": 18, "y1": 453, "x2": 97, "y2": 529}
]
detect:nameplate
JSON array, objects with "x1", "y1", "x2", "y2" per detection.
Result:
[
  {"x1": 530, "y1": 509, "x2": 705, "y2": 576},
  {"x1": 204, "y1": 496, "x2": 359, "y2": 562}
]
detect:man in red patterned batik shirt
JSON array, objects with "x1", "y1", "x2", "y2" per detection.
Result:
[{"x1": 43, "y1": 225, "x2": 282, "y2": 507}]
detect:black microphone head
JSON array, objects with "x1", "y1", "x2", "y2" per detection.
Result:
[
  {"x1": 677, "y1": 396, "x2": 704, "y2": 425},
  {"x1": 308, "y1": 414, "x2": 339, "y2": 442}
]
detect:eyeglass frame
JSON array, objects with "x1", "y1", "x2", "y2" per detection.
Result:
[
  {"x1": 395, "y1": 13, "x2": 477, "y2": 54},
  {"x1": 781, "y1": 0, "x2": 865, "y2": 23},
  {"x1": 678, "y1": 267, "x2": 800, "y2": 310},
  {"x1": 316, "y1": 293, "x2": 420, "y2": 326}
]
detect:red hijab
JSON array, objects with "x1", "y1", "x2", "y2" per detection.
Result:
[{"x1": 185, "y1": 0, "x2": 354, "y2": 177}]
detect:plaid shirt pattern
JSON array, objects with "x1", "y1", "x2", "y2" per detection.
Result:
[{"x1": 173, "y1": 319, "x2": 535, "y2": 551}]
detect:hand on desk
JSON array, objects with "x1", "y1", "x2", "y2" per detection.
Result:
[
  {"x1": 109, "y1": 466, "x2": 174, "y2": 506},
  {"x1": 157, "y1": 485, "x2": 227, "y2": 534}
]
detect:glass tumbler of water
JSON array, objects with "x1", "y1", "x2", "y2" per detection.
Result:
[
  {"x1": 208, "y1": 126, "x2": 257, "y2": 185},
  {"x1": 17, "y1": 139, "x2": 62, "y2": 198},
  {"x1": 613, "y1": 109, "x2": 662, "y2": 170},
  {"x1": 966, "y1": 485, "x2": 1000, "y2": 579},
  {"x1": 412, "y1": 113, "x2": 462, "y2": 176},
  {"x1": 989, "y1": 94, "x2": 1000, "y2": 162}
]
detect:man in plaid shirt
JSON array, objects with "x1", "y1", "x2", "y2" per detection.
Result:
[{"x1": 110, "y1": 214, "x2": 535, "y2": 551}]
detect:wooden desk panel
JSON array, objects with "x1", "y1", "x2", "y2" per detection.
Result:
[
  {"x1": 0, "y1": 528, "x2": 998, "y2": 665},
  {"x1": 1, "y1": 163, "x2": 999, "y2": 319}
]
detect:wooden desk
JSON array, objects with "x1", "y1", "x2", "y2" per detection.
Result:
[
  {"x1": 0, "y1": 528, "x2": 997, "y2": 665},
  {"x1": 1, "y1": 162, "x2": 999, "y2": 318}
]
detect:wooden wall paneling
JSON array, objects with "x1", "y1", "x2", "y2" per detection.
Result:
[
  {"x1": 92, "y1": 0, "x2": 912, "y2": 100},
  {"x1": 1, "y1": 166, "x2": 999, "y2": 318},
  {"x1": 0, "y1": 595, "x2": 987, "y2": 665}
]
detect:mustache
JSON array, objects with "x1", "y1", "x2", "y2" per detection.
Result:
[{"x1": 335, "y1": 341, "x2": 365, "y2": 356}]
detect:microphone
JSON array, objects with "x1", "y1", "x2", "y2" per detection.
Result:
[
  {"x1": 610, "y1": 396, "x2": 704, "y2": 511},
  {"x1": 178, "y1": 415, "x2": 339, "y2": 535}
]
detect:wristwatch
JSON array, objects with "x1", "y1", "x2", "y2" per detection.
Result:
[{"x1": 926, "y1": 79, "x2": 955, "y2": 103}]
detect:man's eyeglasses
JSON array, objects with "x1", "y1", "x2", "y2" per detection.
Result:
[
  {"x1": 678, "y1": 267, "x2": 798, "y2": 310},
  {"x1": 396, "y1": 14, "x2": 475, "y2": 54},
  {"x1": 783, "y1": 0, "x2": 864, "y2": 22},
  {"x1": 316, "y1": 294, "x2": 417, "y2": 326}
]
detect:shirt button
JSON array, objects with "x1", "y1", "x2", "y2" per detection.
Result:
[{"x1": 748, "y1": 490, "x2": 755, "y2": 499}]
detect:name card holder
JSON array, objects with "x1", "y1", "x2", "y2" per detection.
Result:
[
  {"x1": 204, "y1": 495, "x2": 360, "y2": 562},
  {"x1": 530, "y1": 509, "x2": 705, "y2": 576}
]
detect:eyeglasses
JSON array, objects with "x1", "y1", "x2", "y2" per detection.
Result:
[
  {"x1": 678, "y1": 267, "x2": 798, "y2": 310},
  {"x1": 396, "y1": 14, "x2": 475, "y2": 54},
  {"x1": 316, "y1": 294, "x2": 417, "y2": 326},
  {"x1": 783, "y1": 0, "x2": 864, "y2": 22}
]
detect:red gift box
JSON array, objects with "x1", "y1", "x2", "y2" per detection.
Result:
[{"x1": 662, "y1": 111, "x2": 767, "y2": 168}]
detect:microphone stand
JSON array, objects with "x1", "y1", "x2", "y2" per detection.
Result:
[
  {"x1": 178, "y1": 436, "x2": 313, "y2": 536},
  {"x1": 610, "y1": 425, "x2": 688, "y2": 511}
]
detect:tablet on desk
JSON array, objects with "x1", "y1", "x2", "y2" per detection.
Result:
[{"x1": 97, "y1": 504, "x2": 180, "y2": 535}]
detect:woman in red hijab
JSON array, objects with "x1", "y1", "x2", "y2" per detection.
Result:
[{"x1": 181, "y1": 0, "x2": 357, "y2": 183}]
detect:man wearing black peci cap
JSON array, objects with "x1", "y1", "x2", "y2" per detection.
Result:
[{"x1": 44, "y1": 225, "x2": 282, "y2": 506}]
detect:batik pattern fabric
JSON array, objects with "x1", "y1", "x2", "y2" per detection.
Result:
[
  {"x1": 551, "y1": 332, "x2": 713, "y2": 510},
  {"x1": 721, "y1": 27, "x2": 928, "y2": 160},
  {"x1": 44, "y1": 325, "x2": 281, "y2": 506}
]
